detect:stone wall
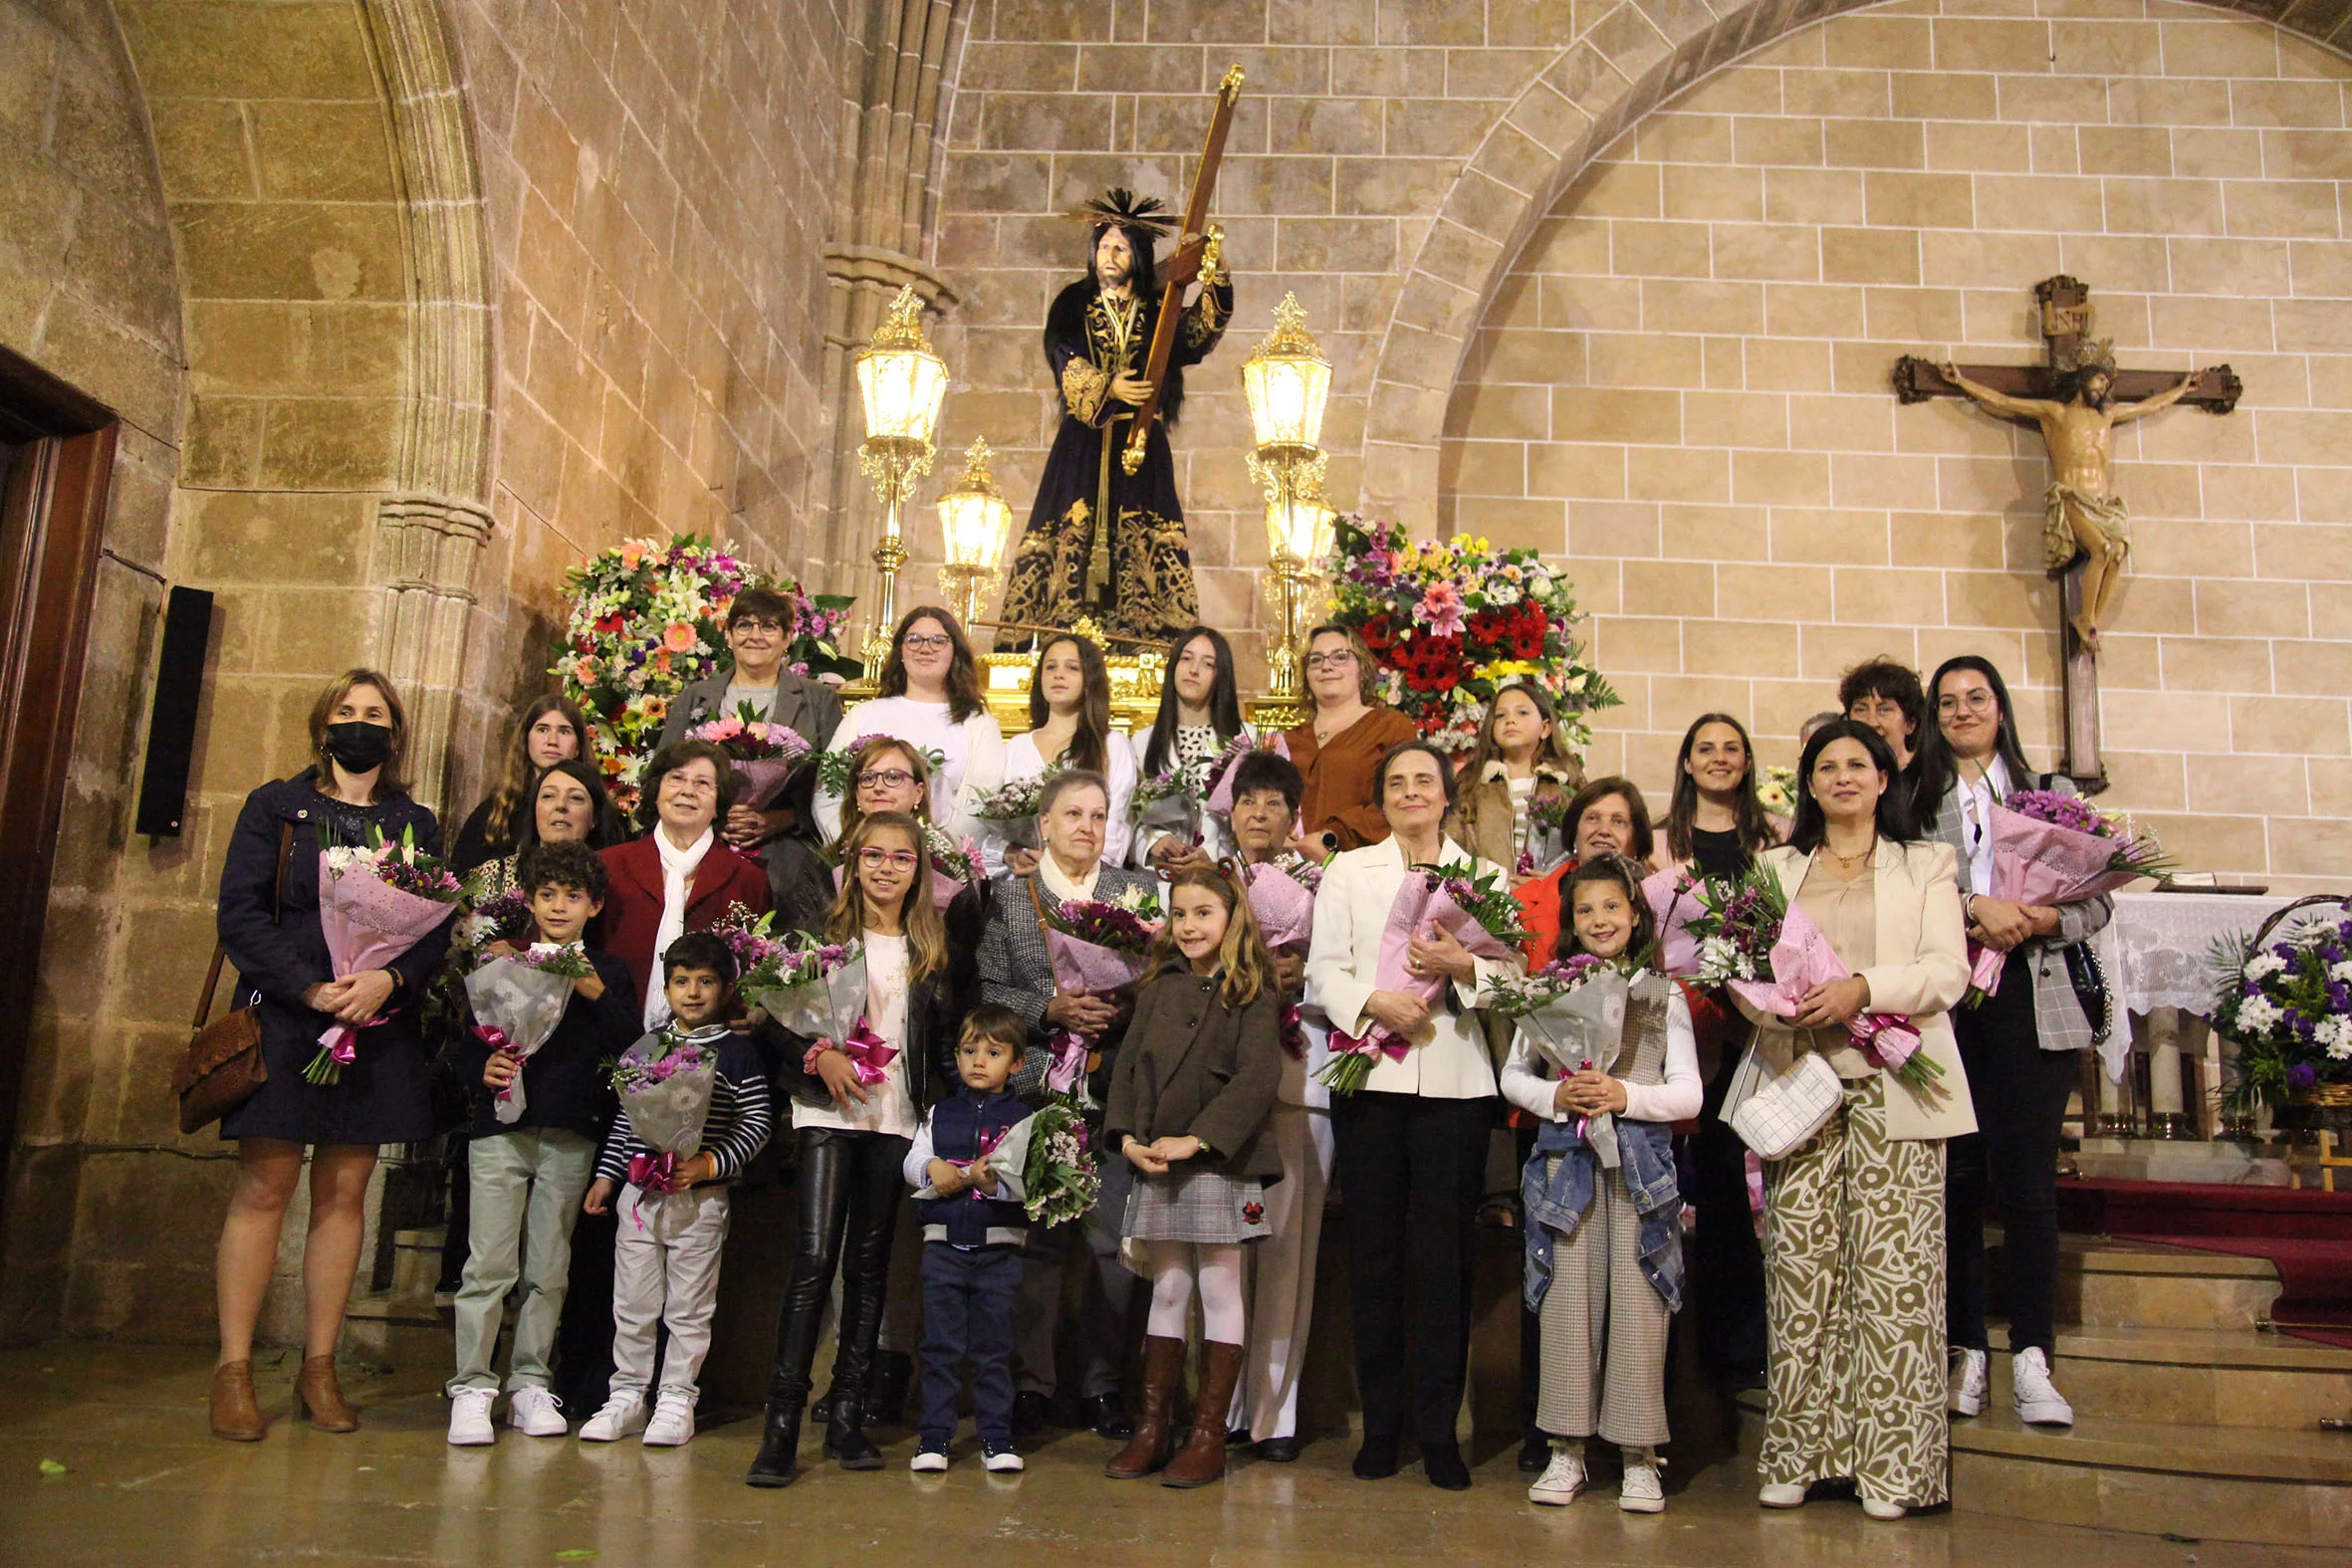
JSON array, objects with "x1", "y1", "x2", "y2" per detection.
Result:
[{"x1": 1443, "y1": 0, "x2": 2352, "y2": 888}]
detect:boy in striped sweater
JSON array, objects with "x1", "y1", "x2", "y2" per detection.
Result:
[{"x1": 579, "y1": 931, "x2": 773, "y2": 1448}]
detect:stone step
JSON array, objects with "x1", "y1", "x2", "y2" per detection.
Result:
[
  {"x1": 2042, "y1": 1233, "x2": 2282, "y2": 1332},
  {"x1": 342, "y1": 1285, "x2": 449, "y2": 1372},
  {"x1": 387, "y1": 1226, "x2": 446, "y2": 1302},
  {"x1": 1950, "y1": 1405, "x2": 2352, "y2": 1548},
  {"x1": 1989, "y1": 1325, "x2": 2352, "y2": 1430}
]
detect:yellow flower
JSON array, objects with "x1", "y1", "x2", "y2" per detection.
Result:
[{"x1": 1475, "y1": 659, "x2": 1541, "y2": 682}]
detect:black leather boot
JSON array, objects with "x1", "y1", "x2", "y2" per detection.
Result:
[
  {"x1": 868, "y1": 1349, "x2": 913, "y2": 1428},
  {"x1": 745, "y1": 1400, "x2": 804, "y2": 1488},
  {"x1": 823, "y1": 1396, "x2": 883, "y2": 1469}
]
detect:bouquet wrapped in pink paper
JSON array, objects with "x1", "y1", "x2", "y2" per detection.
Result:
[
  {"x1": 466, "y1": 941, "x2": 592, "y2": 1123},
  {"x1": 922, "y1": 823, "x2": 985, "y2": 910},
  {"x1": 1694, "y1": 864, "x2": 1944, "y2": 1100},
  {"x1": 308, "y1": 826, "x2": 461, "y2": 1084},
  {"x1": 1965, "y1": 789, "x2": 2172, "y2": 1000},
  {"x1": 1319, "y1": 862, "x2": 1529, "y2": 1095},
  {"x1": 1241, "y1": 858, "x2": 1316, "y2": 951},
  {"x1": 690, "y1": 706, "x2": 812, "y2": 809},
  {"x1": 1642, "y1": 865, "x2": 1708, "y2": 978},
  {"x1": 607, "y1": 1023, "x2": 725, "y2": 1201},
  {"x1": 1041, "y1": 887, "x2": 1164, "y2": 1092},
  {"x1": 1203, "y1": 731, "x2": 1289, "y2": 819}
]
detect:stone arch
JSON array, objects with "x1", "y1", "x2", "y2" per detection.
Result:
[{"x1": 1361, "y1": 0, "x2": 2352, "y2": 531}]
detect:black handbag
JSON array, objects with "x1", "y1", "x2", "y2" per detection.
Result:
[{"x1": 2061, "y1": 939, "x2": 2111, "y2": 1045}]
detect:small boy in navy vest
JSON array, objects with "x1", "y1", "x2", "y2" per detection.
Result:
[{"x1": 901, "y1": 1004, "x2": 1034, "y2": 1473}]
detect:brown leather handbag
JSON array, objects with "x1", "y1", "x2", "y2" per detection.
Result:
[{"x1": 174, "y1": 822, "x2": 293, "y2": 1135}]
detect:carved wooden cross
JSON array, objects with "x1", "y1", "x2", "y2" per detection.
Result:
[{"x1": 1893, "y1": 277, "x2": 2240, "y2": 792}]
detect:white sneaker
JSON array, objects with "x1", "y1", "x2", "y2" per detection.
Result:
[
  {"x1": 506, "y1": 1387, "x2": 567, "y2": 1438},
  {"x1": 1861, "y1": 1495, "x2": 1908, "y2": 1520},
  {"x1": 642, "y1": 1391, "x2": 696, "y2": 1447},
  {"x1": 1758, "y1": 1481, "x2": 1806, "y2": 1508},
  {"x1": 1528, "y1": 1447, "x2": 1586, "y2": 1506},
  {"x1": 1618, "y1": 1452, "x2": 1665, "y2": 1513},
  {"x1": 1950, "y1": 1347, "x2": 1989, "y2": 1417},
  {"x1": 446, "y1": 1387, "x2": 496, "y2": 1447},
  {"x1": 579, "y1": 1391, "x2": 647, "y2": 1442},
  {"x1": 981, "y1": 1444, "x2": 1023, "y2": 1472},
  {"x1": 909, "y1": 1447, "x2": 949, "y2": 1472},
  {"x1": 2010, "y1": 1346, "x2": 2074, "y2": 1427}
]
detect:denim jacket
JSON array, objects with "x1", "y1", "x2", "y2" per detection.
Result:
[{"x1": 1522, "y1": 1113, "x2": 1683, "y2": 1312}]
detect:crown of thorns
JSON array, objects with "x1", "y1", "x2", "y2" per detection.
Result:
[
  {"x1": 2052, "y1": 337, "x2": 2117, "y2": 375},
  {"x1": 1074, "y1": 187, "x2": 1175, "y2": 238}
]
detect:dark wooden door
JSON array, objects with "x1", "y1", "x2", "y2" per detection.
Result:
[{"x1": 0, "y1": 347, "x2": 118, "y2": 1219}]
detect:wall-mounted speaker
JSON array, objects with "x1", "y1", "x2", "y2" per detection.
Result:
[{"x1": 134, "y1": 585, "x2": 213, "y2": 837}]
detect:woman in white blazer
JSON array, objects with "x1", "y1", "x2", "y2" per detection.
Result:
[
  {"x1": 1305, "y1": 739, "x2": 1523, "y2": 1492},
  {"x1": 1725, "y1": 719, "x2": 1973, "y2": 1522}
]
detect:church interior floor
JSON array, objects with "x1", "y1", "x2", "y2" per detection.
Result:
[{"x1": 2, "y1": 1341, "x2": 2342, "y2": 1567}]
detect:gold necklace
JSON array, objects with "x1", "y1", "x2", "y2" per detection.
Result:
[{"x1": 1818, "y1": 838, "x2": 1875, "y2": 873}]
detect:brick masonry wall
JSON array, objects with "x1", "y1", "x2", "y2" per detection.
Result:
[{"x1": 1443, "y1": 0, "x2": 2352, "y2": 887}]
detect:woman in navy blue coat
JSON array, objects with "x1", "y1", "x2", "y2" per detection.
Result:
[{"x1": 209, "y1": 670, "x2": 455, "y2": 1441}]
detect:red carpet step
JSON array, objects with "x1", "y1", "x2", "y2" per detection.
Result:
[{"x1": 2059, "y1": 1178, "x2": 2352, "y2": 1344}]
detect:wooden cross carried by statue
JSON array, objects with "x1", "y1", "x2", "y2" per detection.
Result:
[
  {"x1": 1121, "y1": 64, "x2": 1245, "y2": 476},
  {"x1": 1893, "y1": 277, "x2": 2241, "y2": 791}
]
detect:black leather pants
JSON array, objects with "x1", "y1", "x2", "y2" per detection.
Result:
[{"x1": 769, "y1": 1126, "x2": 912, "y2": 1408}]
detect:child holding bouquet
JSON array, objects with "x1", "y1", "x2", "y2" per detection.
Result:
[
  {"x1": 1722, "y1": 720, "x2": 1972, "y2": 1521},
  {"x1": 1497, "y1": 856, "x2": 1700, "y2": 1514},
  {"x1": 901, "y1": 1006, "x2": 1038, "y2": 1473},
  {"x1": 579, "y1": 933, "x2": 774, "y2": 1448},
  {"x1": 446, "y1": 841, "x2": 637, "y2": 1446},
  {"x1": 1102, "y1": 864, "x2": 1285, "y2": 1488}
]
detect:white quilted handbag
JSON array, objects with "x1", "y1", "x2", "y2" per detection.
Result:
[{"x1": 1728, "y1": 1049, "x2": 1843, "y2": 1160}]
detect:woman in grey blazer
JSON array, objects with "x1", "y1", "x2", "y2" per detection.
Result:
[{"x1": 1913, "y1": 655, "x2": 2111, "y2": 1433}]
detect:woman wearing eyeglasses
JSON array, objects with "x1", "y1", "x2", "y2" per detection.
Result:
[
  {"x1": 815, "y1": 606, "x2": 1006, "y2": 844},
  {"x1": 748, "y1": 809, "x2": 958, "y2": 1486},
  {"x1": 1281, "y1": 624, "x2": 1417, "y2": 857},
  {"x1": 1914, "y1": 655, "x2": 2111, "y2": 1433}
]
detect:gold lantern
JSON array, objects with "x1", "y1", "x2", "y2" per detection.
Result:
[
  {"x1": 934, "y1": 437, "x2": 1013, "y2": 630},
  {"x1": 1242, "y1": 294, "x2": 1335, "y2": 722},
  {"x1": 853, "y1": 286, "x2": 950, "y2": 672}
]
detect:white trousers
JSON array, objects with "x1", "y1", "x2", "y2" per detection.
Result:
[
  {"x1": 610, "y1": 1183, "x2": 732, "y2": 1401},
  {"x1": 1237, "y1": 1102, "x2": 1333, "y2": 1442}
]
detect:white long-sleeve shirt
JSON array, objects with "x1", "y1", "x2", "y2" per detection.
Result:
[
  {"x1": 1498, "y1": 984, "x2": 1703, "y2": 1126},
  {"x1": 815, "y1": 696, "x2": 1005, "y2": 844},
  {"x1": 974, "y1": 729, "x2": 1135, "y2": 876}
]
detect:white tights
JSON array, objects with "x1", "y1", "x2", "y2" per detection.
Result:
[{"x1": 1144, "y1": 1240, "x2": 1247, "y2": 1345}]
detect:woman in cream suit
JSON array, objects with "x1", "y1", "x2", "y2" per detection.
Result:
[
  {"x1": 1305, "y1": 740, "x2": 1523, "y2": 1492},
  {"x1": 1727, "y1": 719, "x2": 1973, "y2": 1521}
]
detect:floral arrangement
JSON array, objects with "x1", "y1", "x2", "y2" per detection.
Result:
[
  {"x1": 505, "y1": 941, "x2": 594, "y2": 980},
  {"x1": 1045, "y1": 887, "x2": 1164, "y2": 953},
  {"x1": 2214, "y1": 914, "x2": 2352, "y2": 1109},
  {"x1": 817, "y1": 737, "x2": 947, "y2": 799},
  {"x1": 607, "y1": 1034, "x2": 714, "y2": 1095},
  {"x1": 2003, "y1": 790, "x2": 2174, "y2": 883},
  {"x1": 608, "y1": 1024, "x2": 726, "y2": 1192},
  {"x1": 970, "y1": 769, "x2": 1060, "y2": 822},
  {"x1": 1756, "y1": 766, "x2": 1798, "y2": 818},
  {"x1": 1529, "y1": 792, "x2": 1574, "y2": 844},
  {"x1": 1328, "y1": 518, "x2": 1618, "y2": 754},
  {"x1": 1964, "y1": 789, "x2": 2173, "y2": 1001},
  {"x1": 308, "y1": 827, "x2": 462, "y2": 1085},
  {"x1": 1270, "y1": 847, "x2": 1324, "y2": 894},
  {"x1": 555, "y1": 533, "x2": 855, "y2": 809},
  {"x1": 924, "y1": 823, "x2": 985, "y2": 889},
  {"x1": 454, "y1": 886, "x2": 532, "y2": 954},
  {"x1": 1425, "y1": 863, "x2": 1533, "y2": 948},
  {"x1": 707, "y1": 903, "x2": 785, "y2": 989},
  {"x1": 1485, "y1": 953, "x2": 1614, "y2": 1019},
  {"x1": 1020, "y1": 1099, "x2": 1099, "y2": 1228},
  {"x1": 743, "y1": 932, "x2": 867, "y2": 1049},
  {"x1": 691, "y1": 709, "x2": 812, "y2": 764},
  {"x1": 1129, "y1": 768, "x2": 1199, "y2": 838},
  {"x1": 1687, "y1": 863, "x2": 1790, "y2": 987}
]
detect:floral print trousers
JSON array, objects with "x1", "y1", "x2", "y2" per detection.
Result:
[{"x1": 1760, "y1": 1073, "x2": 1950, "y2": 1507}]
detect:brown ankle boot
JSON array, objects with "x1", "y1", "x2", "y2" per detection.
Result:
[
  {"x1": 1162, "y1": 1340, "x2": 1245, "y2": 1488},
  {"x1": 293, "y1": 1354, "x2": 358, "y2": 1432},
  {"x1": 1104, "y1": 1335, "x2": 1186, "y2": 1479},
  {"x1": 210, "y1": 1360, "x2": 265, "y2": 1442}
]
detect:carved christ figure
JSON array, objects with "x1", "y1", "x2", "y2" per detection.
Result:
[
  {"x1": 1939, "y1": 347, "x2": 2200, "y2": 648},
  {"x1": 998, "y1": 188, "x2": 1234, "y2": 643}
]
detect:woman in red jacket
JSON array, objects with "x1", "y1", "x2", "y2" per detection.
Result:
[{"x1": 599, "y1": 740, "x2": 772, "y2": 1026}]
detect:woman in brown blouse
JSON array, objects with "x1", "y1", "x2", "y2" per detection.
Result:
[{"x1": 1282, "y1": 624, "x2": 1417, "y2": 857}]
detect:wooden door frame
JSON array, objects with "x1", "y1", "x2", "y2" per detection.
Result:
[{"x1": 0, "y1": 344, "x2": 118, "y2": 1221}]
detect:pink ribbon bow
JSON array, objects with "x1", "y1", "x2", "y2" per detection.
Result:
[
  {"x1": 1279, "y1": 1003, "x2": 1306, "y2": 1062},
  {"x1": 1848, "y1": 1012, "x2": 1923, "y2": 1072},
  {"x1": 969, "y1": 1123, "x2": 1010, "y2": 1201},
  {"x1": 627, "y1": 1151, "x2": 682, "y2": 1193},
  {"x1": 839, "y1": 1019, "x2": 900, "y2": 1086},
  {"x1": 473, "y1": 1023, "x2": 517, "y2": 1101},
  {"x1": 1328, "y1": 1025, "x2": 1413, "y2": 1065},
  {"x1": 1045, "y1": 1028, "x2": 1089, "y2": 1094}
]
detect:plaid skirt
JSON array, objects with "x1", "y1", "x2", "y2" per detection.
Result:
[{"x1": 1122, "y1": 1165, "x2": 1269, "y2": 1245}]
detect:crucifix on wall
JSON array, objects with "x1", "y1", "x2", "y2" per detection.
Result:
[{"x1": 1893, "y1": 277, "x2": 2241, "y2": 791}]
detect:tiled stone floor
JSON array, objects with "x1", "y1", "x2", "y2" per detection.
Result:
[{"x1": 0, "y1": 1341, "x2": 2337, "y2": 1566}]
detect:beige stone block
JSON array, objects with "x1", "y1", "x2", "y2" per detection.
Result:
[
  {"x1": 1569, "y1": 500, "x2": 1661, "y2": 559},
  {"x1": 1543, "y1": 275, "x2": 1644, "y2": 332},
  {"x1": 1686, "y1": 67, "x2": 1785, "y2": 119},
  {"x1": 1743, "y1": 337, "x2": 1834, "y2": 393},
  {"x1": 174, "y1": 201, "x2": 405, "y2": 303},
  {"x1": 1736, "y1": 452, "x2": 1833, "y2": 508},
  {"x1": 1441, "y1": 438, "x2": 1527, "y2": 498},
  {"x1": 2104, "y1": 177, "x2": 2224, "y2": 237},
  {"x1": 1999, "y1": 74, "x2": 2112, "y2": 127},
  {"x1": 1825, "y1": 119, "x2": 1924, "y2": 173},
  {"x1": 2168, "y1": 236, "x2": 2291, "y2": 299},
  {"x1": 1769, "y1": 505, "x2": 1886, "y2": 562},
  {"x1": 2270, "y1": 817, "x2": 2352, "y2": 881},
  {"x1": 1633, "y1": 112, "x2": 1733, "y2": 166},
  {"x1": 1765, "y1": 281, "x2": 1868, "y2": 339},
  {"x1": 1934, "y1": 18, "x2": 2054, "y2": 75},
  {"x1": 1584, "y1": 331, "x2": 1704, "y2": 388},
  {"x1": 1891, "y1": 509, "x2": 2009, "y2": 570},
  {"x1": 117, "y1": 0, "x2": 377, "y2": 100},
  {"x1": 2253, "y1": 408, "x2": 2352, "y2": 465},
  {"x1": 1528, "y1": 442, "x2": 1627, "y2": 499},
  {"x1": 1622, "y1": 560, "x2": 1717, "y2": 617},
  {"x1": 1821, "y1": 226, "x2": 1918, "y2": 286},
  {"x1": 1686, "y1": 618, "x2": 1798, "y2": 676},
  {"x1": 2197, "y1": 577, "x2": 2312, "y2": 639},
  {"x1": 1789, "y1": 393, "x2": 1891, "y2": 454},
  {"x1": 1552, "y1": 386, "x2": 1682, "y2": 444},
  {"x1": 2158, "y1": 635, "x2": 2274, "y2": 694},
  {"x1": 1703, "y1": 336, "x2": 1745, "y2": 391},
  {"x1": 1946, "y1": 563, "x2": 2058, "y2": 630},
  {"x1": 2253, "y1": 522, "x2": 2352, "y2": 581},
  {"x1": 250, "y1": 102, "x2": 394, "y2": 201},
  {"x1": 1524, "y1": 214, "x2": 1614, "y2": 276},
  {"x1": 2312, "y1": 760, "x2": 2352, "y2": 818},
  {"x1": 1451, "y1": 496, "x2": 1568, "y2": 554},
  {"x1": 1782, "y1": 69, "x2": 1891, "y2": 119},
  {"x1": 1661, "y1": 504, "x2": 1769, "y2": 561},
  {"x1": 2051, "y1": 19, "x2": 2164, "y2": 76},
  {"x1": 1801, "y1": 620, "x2": 1919, "y2": 684},
  {"x1": 147, "y1": 100, "x2": 253, "y2": 202},
  {"x1": 1610, "y1": 219, "x2": 1711, "y2": 279},
  {"x1": 1444, "y1": 382, "x2": 1550, "y2": 442},
  {"x1": 1825, "y1": 15, "x2": 1933, "y2": 71},
  {"x1": 1625, "y1": 445, "x2": 1729, "y2": 504},
  {"x1": 2276, "y1": 298, "x2": 2352, "y2": 353},
  {"x1": 1898, "y1": 73, "x2": 2000, "y2": 126},
  {"x1": 1830, "y1": 451, "x2": 1937, "y2": 509},
  {"x1": 1335, "y1": 155, "x2": 1459, "y2": 216},
  {"x1": 2230, "y1": 79, "x2": 2344, "y2": 130},
  {"x1": 1711, "y1": 223, "x2": 1818, "y2": 283},
  {"x1": 1384, "y1": 97, "x2": 1496, "y2": 158},
  {"x1": 1592, "y1": 615, "x2": 1683, "y2": 675},
  {"x1": 1832, "y1": 565, "x2": 1946, "y2": 625},
  {"x1": 1679, "y1": 390, "x2": 1786, "y2": 450},
  {"x1": 1863, "y1": 169, "x2": 1972, "y2": 229},
  {"x1": 2136, "y1": 516, "x2": 2252, "y2": 576},
  {"x1": 2233, "y1": 694, "x2": 2350, "y2": 757},
  {"x1": 2226, "y1": 180, "x2": 2343, "y2": 240},
  {"x1": 1662, "y1": 164, "x2": 1763, "y2": 222},
  {"x1": 1470, "y1": 327, "x2": 1586, "y2": 387},
  {"x1": 1641, "y1": 279, "x2": 1764, "y2": 335},
  {"x1": 1734, "y1": 117, "x2": 1824, "y2": 168},
  {"x1": 2158, "y1": 22, "x2": 2280, "y2": 80},
  {"x1": 1763, "y1": 166, "x2": 1863, "y2": 225},
  {"x1": 2288, "y1": 239, "x2": 2352, "y2": 298},
  {"x1": 2144, "y1": 293, "x2": 2273, "y2": 351},
  {"x1": 1718, "y1": 562, "x2": 1833, "y2": 621},
  {"x1": 1864, "y1": 286, "x2": 1964, "y2": 344},
  {"x1": 1565, "y1": 159, "x2": 1661, "y2": 220},
  {"x1": 2078, "y1": 125, "x2": 2173, "y2": 177},
  {"x1": 2055, "y1": 233, "x2": 2172, "y2": 293},
  {"x1": 2169, "y1": 126, "x2": 2262, "y2": 180}
]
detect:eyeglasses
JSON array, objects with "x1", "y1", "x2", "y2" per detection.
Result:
[
  {"x1": 731, "y1": 617, "x2": 785, "y2": 634},
  {"x1": 1303, "y1": 650, "x2": 1356, "y2": 670},
  {"x1": 856, "y1": 848, "x2": 920, "y2": 870},
  {"x1": 1937, "y1": 689, "x2": 1998, "y2": 714},
  {"x1": 857, "y1": 769, "x2": 917, "y2": 789},
  {"x1": 901, "y1": 633, "x2": 953, "y2": 653}
]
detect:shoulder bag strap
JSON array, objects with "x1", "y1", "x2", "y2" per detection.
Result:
[
  {"x1": 1025, "y1": 872, "x2": 1053, "y2": 940},
  {"x1": 195, "y1": 820, "x2": 296, "y2": 1029}
]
